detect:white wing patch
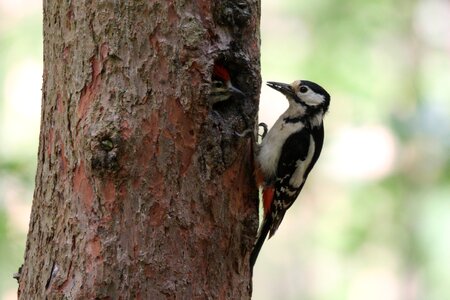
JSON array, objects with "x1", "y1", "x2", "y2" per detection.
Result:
[{"x1": 289, "y1": 135, "x2": 315, "y2": 188}]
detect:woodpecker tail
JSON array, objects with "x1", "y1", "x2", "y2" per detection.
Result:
[
  {"x1": 251, "y1": 183, "x2": 275, "y2": 269},
  {"x1": 250, "y1": 213, "x2": 273, "y2": 269}
]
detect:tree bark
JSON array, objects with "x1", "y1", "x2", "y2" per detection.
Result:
[{"x1": 18, "y1": 0, "x2": 260, "y2": 298}]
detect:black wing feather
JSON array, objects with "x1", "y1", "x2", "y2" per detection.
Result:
[
  {"x1": 250, "y1": 123, "x2": 325, "y2": 269},
  {"x1": 269, "y1": 124, "x2": 324, "y2": 237}
]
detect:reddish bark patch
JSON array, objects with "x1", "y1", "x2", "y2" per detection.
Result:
[
  {"x1": 223, "y1": 145, "x2": 252, "y2": 217},
  {"x1": 167, "y1": 100, "x2": 196, "y2": 175},
  {"x1": 188, "y1": 60, "x2": 205, "y2": 87},
  {"x1": 77, "y1": 43, "x2": 108, "y2": 119},
  {"x1": 144, "y1": 264, "x2": 156, "y2": 279},
  {"x1": 148, "y1": 30, "x2": 161, "y2": 53},
  {"x1": 92, "y1": 56, "x2": 102, "y2": 78},
  {"x1": 78, "y1": 68, "x2": 100, "y2": 118},
  {"x1": 59, "y1": 139, "x2": 68, "y2": 175},
  {"x1": 101, "y1": 179, "x2": 116, "y2": 211},
  {"x1": 167, "y1": 3, "x2": 179, "y2": 24},
  {"x1": 118, "y1": 183, "x2": 128, "y2": 198},
  {"x1": 195, "y1": 0, "x2": 212, "y2": 23},
  {"x1": 86, "y1": 236, "x2": 102, "y2": 274},
  {"x1": 100, "y1": 42, "x2": 109, "y2": 60},
  {"x1": 148, "y1": 171, "x2": 165, "y2": 199},
  {"x1": 120, "y1": 119, "x2": 132, "y2": 140},
  {"x1": 131, "y1": 177, "x2": 141, "y2": 189},
  {"x1": 73, "y1": 162, "x2": 94, "y2": 211},
  {"x1": 65, "y1": 5, "x2": 74, "y2": 30},
  {"x1": 146, "y1": 40, "x2": 169, "y2": 89},
  {"x1": 56, "y1": 92, "x2": 64, "y2": 113},
  {"x1": 63, "y1": 46, "x2": 70, "y2": 63},
  {"x1": 87, "y1": 237, "x2": 101, "y2": 257},
  {"x1": 137, "y1": 111, "x2": 161, "y2": 169},
  {"x1": 148, "y1": 202, "x2": 166, "y2": 227}
]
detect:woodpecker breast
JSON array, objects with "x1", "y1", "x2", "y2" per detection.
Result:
[{"x1": 257, "y1": 114, "x2": 305, "y2": 183}]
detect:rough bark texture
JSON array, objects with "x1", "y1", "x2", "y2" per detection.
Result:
[{"x1": 18, "y1": 0, "x2": 260, "y2": 298}]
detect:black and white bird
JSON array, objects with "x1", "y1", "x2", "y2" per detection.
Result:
[{"x1": 251, "y1": 80, "x2": 330, "y2": 268}]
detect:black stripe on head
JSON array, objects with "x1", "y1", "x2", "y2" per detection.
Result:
[
  {"x1": 301, "y1": 80, "x2": 330, "y2": 102},
  {"x1": 299, "y1": 80, "x2": 330, "y2": 114}
]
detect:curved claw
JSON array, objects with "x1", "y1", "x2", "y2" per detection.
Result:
[
  {"x1": 258, "y1": 123, "x2": 268, "y2": 140},
  {"x1": 235, "y1": 122, "x2": 269, "y2": 139}
]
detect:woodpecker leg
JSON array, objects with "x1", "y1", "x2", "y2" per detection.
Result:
[{"x1": 235, "y1": 122, "x2": 268, "y2": 138}]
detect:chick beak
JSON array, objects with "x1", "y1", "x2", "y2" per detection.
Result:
[
  {"x1": 267, "y1": 81, "x2": 295, "y2": 98},
  {"x1": 228, "y1": 83, "x2": 246, "y2": 97}
]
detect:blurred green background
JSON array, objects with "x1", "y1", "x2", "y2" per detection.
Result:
[
  {"x1": 0, "y1": 0, "x2": 449, "y2": 299},
  {"x1": 0, "y1": 0, "x2": 42, "y2": 299}
]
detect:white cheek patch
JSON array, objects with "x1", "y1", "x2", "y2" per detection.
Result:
[{"x1": 298, "y1": 91, "x2": 325, "y2": 106}]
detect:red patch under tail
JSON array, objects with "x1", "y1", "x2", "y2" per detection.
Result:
[{"x1": 263, "y1": 187, "x2": 275, "y2": 216}]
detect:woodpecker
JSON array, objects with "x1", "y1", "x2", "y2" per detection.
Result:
[
  {"x1": 251, "y1": 80, "x2": 330, "y2": 268},
  {"x1": 210, "y1": 64, "x2": 245, "y2": 104}
]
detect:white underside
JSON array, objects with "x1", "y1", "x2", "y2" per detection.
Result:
[{"x1": 257, "y1": 110, "x2": 305, "y2": 180}]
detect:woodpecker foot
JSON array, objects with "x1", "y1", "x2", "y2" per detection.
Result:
[
  {"x1": 258, "y1": 123, "x2": 268, "y2": 139},
  {"x1": 235, "y1": 123, "x2": 268, "y2": 138}
]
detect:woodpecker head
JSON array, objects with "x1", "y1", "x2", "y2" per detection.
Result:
[
  {"x1": 267, "y1": 80, "x2": 330, "y2": 115},
  {"x1": 210, "y1": 64, "x2": 245, "y2": 104}
]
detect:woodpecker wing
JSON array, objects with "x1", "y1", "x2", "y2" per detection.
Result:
[
  {"x1": 268, "y1": 124, "x2": 324, "y2": 237},
  {"x1": 250, "y1": 124, "x2": 325, "y2": 269}
]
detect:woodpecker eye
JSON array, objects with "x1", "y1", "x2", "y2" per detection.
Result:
[{"x1": 299, "y1": 86, "x2": 308, "y2": 93}]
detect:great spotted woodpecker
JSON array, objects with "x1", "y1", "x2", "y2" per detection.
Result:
[
  {"x1": 251, "y1": 80, "x2": 330, "y2": 268},
  {"x1": 210, "y1": 64, "x2": 245, "y2": 104}
]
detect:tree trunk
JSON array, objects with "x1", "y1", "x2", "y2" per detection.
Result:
[{"x1": 18, "y1": 1, "x2": 260, "y2": 298}]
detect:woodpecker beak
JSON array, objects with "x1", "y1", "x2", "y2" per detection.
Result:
[
  {"x1": 267, "y1": 81, "x2": 295, "y2": 98},
  {"x1": 228, "y1": 83, "x2": 246, "y2": 97}
]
